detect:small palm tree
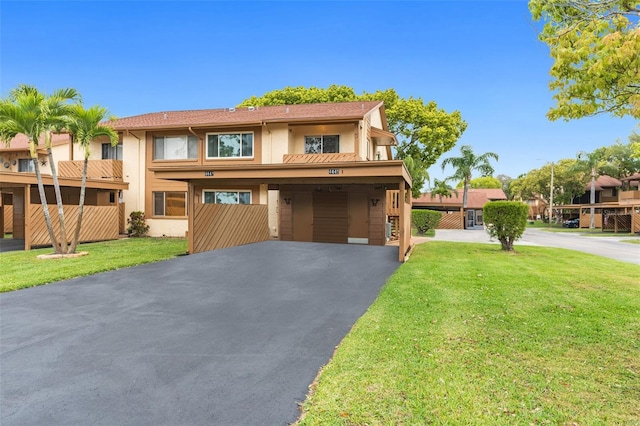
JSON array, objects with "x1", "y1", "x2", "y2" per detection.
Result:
[
  {"x1": 0, "y1": 85, "x2": 79, "y2": 253},
  {"x1": 66, "y1": 104, "x2": 118, "y2": 253},
  {"x1": 441, "y1": 145, "x2": 499, "y2": 210},
  {"x1": 430, "y1": 178, "x2": 458, "y2": 202}
]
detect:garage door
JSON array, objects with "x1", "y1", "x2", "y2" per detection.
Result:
[{"x1": 313, "y1": 192, "x2": 348, "y2": 244}]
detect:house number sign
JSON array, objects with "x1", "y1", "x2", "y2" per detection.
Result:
[
  {"x1": 328, "y1": 168, "x2": 340, "y2": 175},
  {"x1": 204, "y1": 171, "x2": 214, "y2": 177}
]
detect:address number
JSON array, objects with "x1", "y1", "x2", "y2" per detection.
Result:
[
  {"x1": 328, "y1": 168, "x2": 340, "y2": 175},
  {"x1": 204, "y1": 171, "x2": 214, "y2": 177}
]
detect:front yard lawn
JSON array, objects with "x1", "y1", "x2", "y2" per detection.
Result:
[
  {"x1": 299, "y1": 242, "x2": 640, "y2": 425},
  {"x1": 0, "y1": 238, "x2": 187, "y2": 292}
]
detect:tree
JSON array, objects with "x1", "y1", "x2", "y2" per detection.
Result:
[
  {"x1": 458, "y1": 176, "x2": 503, "y2": 189},
  {"x1": 632, "y1": 132, "x2": 640, "y2": 158},
  {"x1": 575, "y1": 150, "x2": 603, "y2": 230},
  {"x1": 239, "y1": 85, "x2": 467, "y2": 192},
  {"x1": 484, "y1": 201, "x2": 529, "y2": 251},
  {"x1": 403, "y1": 156, "x2": 429, "y2": 198},
  {"x1": 595, "y1": 139, "x2": 640, "y2": 178},
  {"x1": 497, "y1": 174, "x2": 514, "y2": 199},
  {"x1": 430, "y1": 178, "x2": 458, "y2": 202},
  {"x1": 66, "y1": 104, "x2": 118, "y2": 253},
  {"x1": 440, "y1": 145, "x2": 499, "y2": 210},
  {"x1": 529, "y1": 0, "x2": 640, "y2": 120},
  {"x1": 0, "y1": 84, "x2": 79, "y2": 254}
]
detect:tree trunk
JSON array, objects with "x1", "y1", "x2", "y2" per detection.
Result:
[
  {"x1": 69, "y1": 156, "x2": 88, "y2": 253},
  {"x1": 589, "y1": 167, "x2": 596, "y2": 230},
  {"x1": 47, "y1": 144, "x2": 68, "y2": 253},
  {"x1": 499, "y1": 236, "x2": 514, "y2": 251},
  {"x1": 32, "y1": 157, "x2": 61, "y2": 253}
]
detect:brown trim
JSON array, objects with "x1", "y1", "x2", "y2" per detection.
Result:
[{"x1": 0, "y1": 171, "x2": 129, "y2": 190}]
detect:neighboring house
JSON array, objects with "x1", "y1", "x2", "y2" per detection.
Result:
[
  {"x1": 412, "y1": 188, "x2": 507, "y2": 229},
  {"x1": 557, "y1": 174, "x2": 640, "y2": 232},
  {"x1": 107, "y1": 101, "x2": 412, "y2": 261},
  {"x1": 0, "y1": 133, "x2": 128, "y2": 248},
  {"x1": 2, "y1": 101, "x2": 413, "y2": 260}
]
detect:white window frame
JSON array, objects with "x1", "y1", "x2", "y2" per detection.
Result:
[
  {"x1": 206, "y1": 132, "x2": 254, "y2": 159},
  {"x1": 304, "y1": 135, "x2": 340, "y2": 154},
  {"x1": 202, "y1": 190, "x2": 252, "y2": 205},
  {"x1": 152, "y1": 191, "x2": 188, "y2": 217},
  {"x1": 153, "y1": 135, "x2": 198, "y2": 161}
]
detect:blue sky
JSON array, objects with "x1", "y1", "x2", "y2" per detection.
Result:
[{"x1": 1, "y1": 0, "x2": 638, "y2": 187}]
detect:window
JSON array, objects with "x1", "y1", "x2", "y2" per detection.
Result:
[
  {"x1": 18, "y1": 159, "x2": 34, "y2": 172},
  {"x1": 102, "y1": 143, "x2": 123, "y2": 160},
  {"x1": 154, "y1": 136, "x2": 198, "y2": 160},
  {"x1": 153, "y1": 192, "x2": 187, "y2": 216},
  {"x1": 305, "y1": 135, "x2": 339, "y2": 154},
  {"x1": 202, "y1": 190, "x2": 251, "y2": 205},
  {"x1": 207, "y1": 133, "x2": 253, "y2": 158}
]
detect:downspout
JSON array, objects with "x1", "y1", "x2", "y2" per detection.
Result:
[{"x1": 126, "y1": 130, "x2": 142, "y2": 211}]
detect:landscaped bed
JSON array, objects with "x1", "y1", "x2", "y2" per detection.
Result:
[{"x1": 298, "y1": 242, "x2": 640, "y2": 425}]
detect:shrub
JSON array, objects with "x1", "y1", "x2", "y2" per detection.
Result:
[
  {"x1": 412, "y1": 210, "x2": 442, "y2": 235},
  {"x1": 126, "y1": 211, "x2": 150, "y2": 237},
  {"x1": 483, "y1": 201, "x2": 528, "y2": 251}
]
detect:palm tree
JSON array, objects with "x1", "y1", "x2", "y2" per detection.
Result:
[
  {"x1": 576, "y1": 150, "x2": 602, "y2": 230},
  {"x1": 430, "y1": 178, "x2": 458, "y2": 202},
  {"x1": 66, "y1": 104, "x2": 118, "y2": 253},
  {"x1": 0, "y1": 85, "x2": 79, "y2": 254},
  {"x1": 441, "y1": 145, "x2": 499, "y2": 210}
]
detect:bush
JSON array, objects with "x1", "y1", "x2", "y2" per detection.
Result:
[
  {"x1": 412, "y1": 210, "x2": 442, "y2": 235},
  {"x1": 483, "y1": 201, "x2": 528, "y2": 251},
  {"x1": 126, "y1": 211, "x2": 150, "y2": 237}
]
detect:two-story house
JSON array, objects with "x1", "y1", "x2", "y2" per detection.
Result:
[
  {"x1": 0, "y1": 132, "x2": 128, "y2": 248},
  {"x1": 108, "y1": 101, "x2": 412, "y2": 261}
]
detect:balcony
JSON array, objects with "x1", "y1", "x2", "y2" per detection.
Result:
[
  {"x1": 619, "y1": 190, "x2": 640, "y2": 204},
  {"x1": 58, "y1": 160, "x2": 123, "y2": 182},
  {"x1": 283, "y1": 153, "x2": 358, "y2": 164}
]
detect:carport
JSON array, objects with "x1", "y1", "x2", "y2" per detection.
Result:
[
  {"x1": 152, "y1": 160, "x2": 413, "y2": 261},
  {"x1": 0, "y1": 171, "x2": 128, "y2": 249}
]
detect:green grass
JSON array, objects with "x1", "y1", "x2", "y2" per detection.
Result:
[
  {"x1": 0, "y1": 238, "x2": 187, "y2": 292},
  {"x1": 299, "y1": 242, "x2": 640, "y2": 425},
  {"x1": 411, "y1": 227, "x2": 435, "y2": 238}
]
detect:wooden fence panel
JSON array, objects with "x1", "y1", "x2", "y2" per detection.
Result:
[
  {"x1": 438, "y1": 212, "x2": 463, "y2": 229},
  {"x1": 58, "y1": 160, "x2": 123, "y2": 181},
  {"x1": 30, "y1": 205, "x2": 119, "y2": 247},
  {"x1": 3, "y1": 205, "x2": 14, "y2": 233},
  {"x1": 386, "y1": 190, "x2": 400, "y2": 217},
  {"x1": 193, "y1": 204, "x2": 270, "y2": 254}
]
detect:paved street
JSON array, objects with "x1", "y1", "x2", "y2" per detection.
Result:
[{"x1": 430, "y1": 228, "x2": 640, "y2": 264}]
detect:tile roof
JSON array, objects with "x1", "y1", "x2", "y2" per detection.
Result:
[
  {"x1": 413, "y1": 188, "x2": 507, "y2": 209},
  {"x1": 1, "y1": 133, "x2": 71, "y2": 152},
  {"x1": 106, "y1": 101, "x2": 384, "y2": 130},
  {"x1": 586, "y1": 175, "x2": 622, "y2": 191}
]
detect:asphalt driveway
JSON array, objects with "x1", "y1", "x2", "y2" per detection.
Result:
[{"x1": 0, "y1": 241, "x2": 401, "y2": 425}]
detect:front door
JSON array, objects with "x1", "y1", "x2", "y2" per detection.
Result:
[
  {"x1": 466, "y1": 209, "x2": 475, "y2": 229},
  {"x1": 13, "y1": 188, "x2": 25, "y2": 239},
  {"x1": 348, "y1": 192, "x2": 368, "y2": 244}
]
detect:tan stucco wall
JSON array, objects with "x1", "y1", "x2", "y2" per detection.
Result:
[
  {"x1": 262, "y1": 123, "x2": 289, "y2": 164},
  {"x1": 121, "y1": 132, "x2": 146, "y2": 219},
  {"x1": 147, "y1": 218, "x2": 188, "y2": 237}
]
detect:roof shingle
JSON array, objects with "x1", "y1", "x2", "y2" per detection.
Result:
[{"x1": 106, "y1": 101, "x2": 384, "y2": 130}]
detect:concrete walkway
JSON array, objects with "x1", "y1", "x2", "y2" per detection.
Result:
[{"x1": 0, "y1": 241, "x2": 401, "y2": 425}]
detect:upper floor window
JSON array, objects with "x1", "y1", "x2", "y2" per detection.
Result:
[
  {"x1": 102, "y1": 143, "x2": 123, "y2": 160},
  {"x1": 207, "y1": 133, "x2": 253, "y2": 158},
  {"x1": 305, "y1": 135, "x2": 339, "y2": 154},
  {"x1": 18, "y1": 158, "x2": 34, "y2": 172},
  {"x1": 154, "y1": 135, "x2": 198, "y2": 160},
  {"x1": 203, "y1": 190, "x2": 251, "y2": 205}
]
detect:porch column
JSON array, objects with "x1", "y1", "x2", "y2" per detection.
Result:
[{"x1": 188, "y1": 182, "x2": 195, "y2": 254}]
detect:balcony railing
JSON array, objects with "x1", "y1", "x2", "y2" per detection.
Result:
[
  {"x1": 619, "y1": 190, "x2": 640, "y2": 203},
  {"x1": 58, "y1": 160, "x2": 123, "y2": 182},
  {"x1": 283, "y1": 153, "x2": 358, "y2": 164}
]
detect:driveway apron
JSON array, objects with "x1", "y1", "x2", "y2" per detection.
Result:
[{"x1": 0, "y1": 241, "x2": 400, "y2": 425}]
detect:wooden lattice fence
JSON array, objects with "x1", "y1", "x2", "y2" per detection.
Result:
[{"x1": 30, "y1": 205, "x2": 119, "y2": 247}]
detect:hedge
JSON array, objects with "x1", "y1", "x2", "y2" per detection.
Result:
[{"x1": 412, "y1": 210, "x2": 442, "y2": 235}]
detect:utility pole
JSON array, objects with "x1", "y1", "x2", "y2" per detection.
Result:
[{"x1": 549, "y1": 162, "x2": 554, "y2": 228}]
